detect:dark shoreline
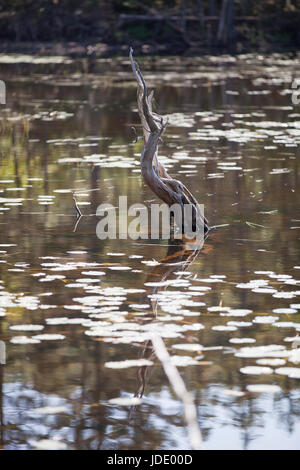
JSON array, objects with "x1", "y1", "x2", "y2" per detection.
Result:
[{"x1": 0, "y1": 40, "x2": 300, "y2": 59}]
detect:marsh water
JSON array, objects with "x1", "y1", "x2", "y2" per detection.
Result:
[{"x1": 0, "y1": 53, "x2": 300, "y2": 450}]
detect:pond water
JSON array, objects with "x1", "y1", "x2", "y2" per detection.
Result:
[{"x1": 0, "y1": 53, "x2": 300, "y2": 450}]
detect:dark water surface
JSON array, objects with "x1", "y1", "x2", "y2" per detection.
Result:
[{"x1": 0, "y1": 53, "x2": 300, "y2": 450}]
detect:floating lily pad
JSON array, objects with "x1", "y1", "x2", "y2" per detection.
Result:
[
  {"x1": 32, "y1": 334, "x2": 66, "y2": 341},
  {"x1": 246, "y1": 384, "x2": 281, "y2": 393},
  {"x1": 275, "y1": 367, "x2": 300, "y2": 379},
  {"x1": 10, "y1": 324, "x2": 44, "y2": 331},
  {"x1": 10, "y1": 336, "x2": 41, "y2": 344},
  {"x1": 104, "y1": 359, "x2": 154, "y2": 369},
  {"x1": 240, "y1": 366, "x2": 273, "y2": 375},
  {"x1": 108, "y1": 397, "x2": 142, "y2": 406}
]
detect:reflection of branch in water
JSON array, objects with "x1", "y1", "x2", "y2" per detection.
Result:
[
  {"x1": 0, "y1": 366, "x2": 3, "y2": 448},
  {"x1": 133, "y1": 236, "x2": 208, "y2": 449},
  {"x1": 73, "y1": 215, "x2": 83, "y2": 233},
  {"x1": 135, "y1": 340, "x2": 153, "y2": 399},
  {"x1": 73, "y1": 196, "x2": 82, "y2": 218},
  {"x1": 72, "y1": 196, "x2": 84, "y2": 233},
  {"x1": 152, "y1": 334, "x2": 202, "y2": 450},
  {"x1": 143, "y1": 234, "x2": 208, "y2": 316},
  {"x1": 0, "y1": 324, "x2": 4, "y2": 447}
]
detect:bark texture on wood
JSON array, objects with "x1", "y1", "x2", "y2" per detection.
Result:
[{"x1": 129, "y1": 48, "x2": 208, "y2": 235}]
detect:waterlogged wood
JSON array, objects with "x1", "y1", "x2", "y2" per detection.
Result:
[{"x1": 129, "y1": 48, "x2": 208, "y2": 235}]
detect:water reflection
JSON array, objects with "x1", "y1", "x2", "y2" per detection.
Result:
[
  {"x1": 0, "y1": 53, "x2": 299, "y2": 449},
  {"x1": 134, "y1": 236, "x2": 208, "y2": 403}
]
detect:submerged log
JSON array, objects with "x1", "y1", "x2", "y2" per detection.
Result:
[{"x1": 129, "y1": 48, "x2": 209, "y2": 235}]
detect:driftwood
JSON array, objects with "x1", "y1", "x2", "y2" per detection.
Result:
[{"x1": 129, "y1": 48, "x2": 209, "y2": 236}]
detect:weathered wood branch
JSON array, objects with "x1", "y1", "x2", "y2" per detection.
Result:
[{"x1": 130, "y1": 48, "x2": 209, "y2": 235}]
